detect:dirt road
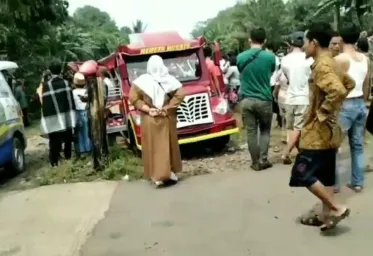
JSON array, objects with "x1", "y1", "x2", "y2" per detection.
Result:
[
  {"x1": 80, "y1": 150, "x2": 373, "y2": 256},
  {"x1": 1, "y1": 122, "x2": 288, "y2": 190}
]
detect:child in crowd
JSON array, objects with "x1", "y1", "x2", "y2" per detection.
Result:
[{"x1": 72, "y1": 72, "x2": 91, "y2": 156}]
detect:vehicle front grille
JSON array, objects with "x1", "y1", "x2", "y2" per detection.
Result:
[{"x1": 176, "y1": 93, "x2": 213, "y2": 129}]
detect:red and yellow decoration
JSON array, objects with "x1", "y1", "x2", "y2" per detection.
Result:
[{"x1": 139, "y1": 43, "x2": 192, "y2": 54}]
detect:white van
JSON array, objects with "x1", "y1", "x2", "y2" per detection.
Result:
[{"x1": 0, "y1": 61, "x2": 26, "y2": 172}]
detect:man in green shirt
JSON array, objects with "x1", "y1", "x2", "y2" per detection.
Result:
[
  {"x1": 14, "y1": 79, "x2": 30, "y2": 127},
  {"x1": 237, "y1": 27, "x2": 276, "y2": 171}
]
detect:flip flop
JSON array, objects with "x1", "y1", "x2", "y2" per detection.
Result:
[
  {"x1": 300, "y1": 215, "x2": 323, "y2": 227},
  {"x1": 282, "y1": 155, "x2": 292, "y2": 165},
  {"x1": 153, "y1": 181, "x2": 164, "y2": 188},
  {"x1": 347, "y1": 184, "x2": 363, "y2": 193},
  {"x1": 320, "y1": 208, "x2": 350, "y2": 232},
  {"x1": 353, "y1": 186, "x2": 363, "y2": 193}
]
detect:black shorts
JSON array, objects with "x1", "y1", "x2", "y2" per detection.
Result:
[{"x1": 289, "y1": 149, "x2": 337, "y2": 187}]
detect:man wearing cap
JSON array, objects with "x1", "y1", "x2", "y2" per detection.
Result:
[{"x1": 281, "y1": 31, "x2": 313, "y2": 164}]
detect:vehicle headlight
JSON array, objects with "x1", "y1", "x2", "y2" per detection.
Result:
[
  {"x1": 213, "y1": 99, "x2": 229, "y2": 115},
  {"x1": 132, "y1": 115, "x2": 141, "y2": 125}
]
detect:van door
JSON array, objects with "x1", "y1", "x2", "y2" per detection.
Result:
[
  {"x1": 0, "y1": 72, "x2": 20, "y2": 123},
  {"x1": 0, "y1": 72, "x2": 24, "y2": 165}
]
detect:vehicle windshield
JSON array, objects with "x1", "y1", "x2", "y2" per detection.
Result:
[{"x1": 124, "y1": 49, "x2": 201, "y2": 83}]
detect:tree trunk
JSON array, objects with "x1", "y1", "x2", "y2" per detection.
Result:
[
  {"x1": 87, "y1": 76, "x2": 108, "y2": 170},
  {"x1": 334, "y1": 2, "x2": 341, "y2": 31}
]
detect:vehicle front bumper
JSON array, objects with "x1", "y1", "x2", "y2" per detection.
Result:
[{"x1": 131, "y1": 116, "x2": 239, "y2": 150}]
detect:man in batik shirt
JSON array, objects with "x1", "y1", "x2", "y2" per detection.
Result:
[{"x1": 290, "y1": 22, "x2": 355, "y2": 231}]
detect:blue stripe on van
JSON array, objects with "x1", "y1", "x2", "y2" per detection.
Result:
[{"x1": 0, "y1": 138, "x2": 13, "y2": 166}]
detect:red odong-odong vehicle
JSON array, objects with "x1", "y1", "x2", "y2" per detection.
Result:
[{"x1": 97, "y1": 31, "x2": 239, "y2": 151}]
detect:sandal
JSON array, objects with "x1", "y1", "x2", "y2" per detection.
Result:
[
  {"x1": 300, "y1": 215, "x2": 323, "y2": 227},
  {"x1": 153, "y1": 181, "x2": 164, "y2": 188},
  {"x1": 347, "y1": 184, "x2": 363, "y2": 193},
  {"x1": 163, "y1": 179, "x2": 178, "y2": 187},
  {"x1": 282, "y1": 155, "x2": 292, "y2": 165},
  {"x1": 353, "y1": 186, "x2": 363, "y2": 193},
  {"x1": 320, "y1": 208, "x2": 350, "y2": 232},
  {"x1": 251, "y1": 163, "x2": 264, "y2": 171}
]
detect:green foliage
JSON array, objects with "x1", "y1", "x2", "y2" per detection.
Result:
[
  {"x1": 191, "y1": 0, "x2": 292, "y2": 53},
  {"x1": 312, "y1": 0, "x2": 372, "y2": 30},
  {"x1": 37, "y1": 145, "x2": 143, "y2": 186},
  {"x1": 192, "y1": 0, "x2": 373, "y2": 55},
  {"x1": 131, "y1": 19, "x2": 148, "y2": 33},
  {"x1": 0, "y1": 1, "x2": 146, "y2": 116}
]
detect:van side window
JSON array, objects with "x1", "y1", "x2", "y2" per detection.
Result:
[{"x1": 0, "y1": 72, "x2": 13, "y2": 98}]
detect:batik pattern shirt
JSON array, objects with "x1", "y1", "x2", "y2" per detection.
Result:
[{"x1": 299, "y1": 51, "x2": 355, "y2": 150}]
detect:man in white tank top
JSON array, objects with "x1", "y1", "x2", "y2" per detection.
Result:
[{"x1": 334, "y1": 25, "x2": 371, "y2": 193}]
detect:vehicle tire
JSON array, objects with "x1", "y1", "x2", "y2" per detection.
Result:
[
  {"x1": 4, "y1": 136, "x2": 25, "y2": 173},
  {"x1": 209, "y1": 135, "x2": 230, "y2": 152}
]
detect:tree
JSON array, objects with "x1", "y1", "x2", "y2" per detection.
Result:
[
  {"x1": 314, "y1": 0, "x2": 372, "y2": 30},
  {"x1": 120, "y1": 26, "x2": 133, "y2": 35},
  {"x1": 191, "y1": 0, "x2": 291, "y2": 54},
  {"x1": 131, "y1": 19, "x2": 147, "y2": 33},
  {"x1": 73, "y1": 5, "x2": 118, "y2": 33},
  {"x1": 232, "y1": 0, "x2": 289, "y2": 46},
  {"x1": 0, "y1": 1, "x2": 133, "y2": 114},
  {"x1": 285, "y1": 0, "x2": 334, "y2": 31},
  {"x1": 72, "y1": 6, "x2": 129, "y2": 57}
]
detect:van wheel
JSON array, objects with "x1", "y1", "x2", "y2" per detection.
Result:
[{"x1": 5, "y1": 136, "x2": 25, "y2": 173}]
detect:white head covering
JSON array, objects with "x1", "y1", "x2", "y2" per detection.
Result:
[
  {"x1": 73, "y1": 72, "x2": 85, "y2": 86},
  {"x1": 133, "y1": 55, "x2": 182, "y2": 109}
]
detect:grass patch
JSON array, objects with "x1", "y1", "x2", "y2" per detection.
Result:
[{"x1": 36, "y1": 145, "x2": 143, "y2": 186}]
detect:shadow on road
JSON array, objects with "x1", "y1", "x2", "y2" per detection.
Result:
[
  {"x1": 321, "y1": 226, "x2": 351, "y2": 237},
  {"x1": 180, "y1": 142, "x2": 240, "y2": 160}
]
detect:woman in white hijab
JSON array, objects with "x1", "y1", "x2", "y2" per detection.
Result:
[{"x1": 129, "y1": 55, "x2": 185, "y2": 187}]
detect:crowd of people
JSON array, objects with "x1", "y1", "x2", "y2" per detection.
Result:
[
  {"x1": 31, "y1": 20, "x2": 373, "y2": 231},
  {"x1": 38, "y1": 61, "x2": 92, "y2": 167},
  {"x1": 132, "y1": 22, "x2": 373, "y2": 233},
  {"x1": 229, "y1": 22, "x2": 372, "y2": 232}
]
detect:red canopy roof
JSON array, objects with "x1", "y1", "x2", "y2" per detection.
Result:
[
  {"x1": 98, "y1": 32, "x2": 205, "y2": 70},
  {"x1": 118, "y1": 32, "x2": 205, "y2": 55}
]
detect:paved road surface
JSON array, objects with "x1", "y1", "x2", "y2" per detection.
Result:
[
  {"x1": 80, "y1": 152, "x2": 373, "y2": 256},
  {"x1": 0, "y1": 148, "x2": 371, "y2": 256},
  {"x1": 0, "y1": 182, "x2": 117, "y2": 256}
]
